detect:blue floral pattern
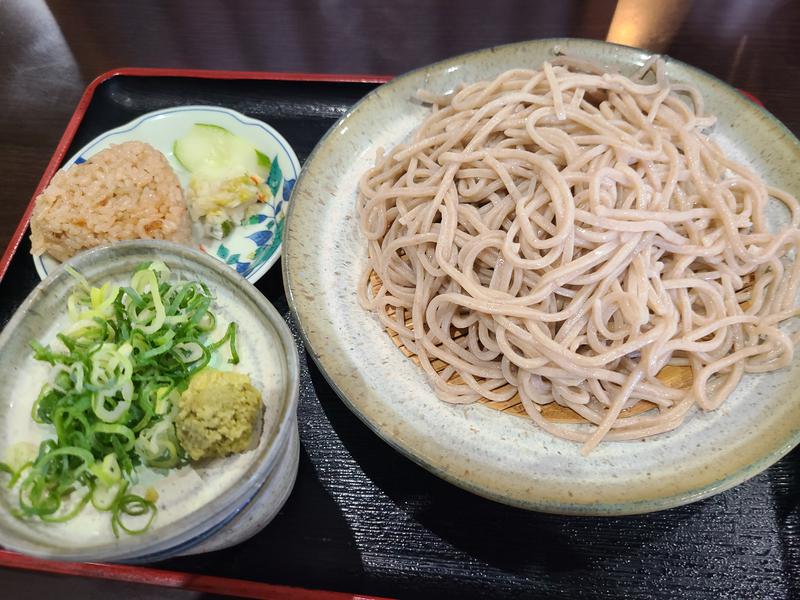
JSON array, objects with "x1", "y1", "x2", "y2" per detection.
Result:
[{"x1": 210, "y1": 158, "x2": 295, "y2": 279}]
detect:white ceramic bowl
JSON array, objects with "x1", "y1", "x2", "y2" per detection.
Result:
[
  {"x1": 33, "y1": 106, "x2": 301, "y2": 284},
  {"x1": 1, "y1": 240, "x2": 300, "y2": 561}
]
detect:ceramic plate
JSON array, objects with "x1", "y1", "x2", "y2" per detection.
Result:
[
  {"x1": 283, "y1": 38, "x2": 800, "y2": 515},
  {"x1": 33, "y1": 106, "x2": 301, "y2": 284}
]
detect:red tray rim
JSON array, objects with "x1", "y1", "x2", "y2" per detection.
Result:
[
  {"x1": 0, "y1": 549, "x2": 392, "y2": 600},
  {"x1": 0, "y1": 67, "x2": 392, "y2": 282},
  {"x1": 0, "y1": 67, "x2": 393, "y2": 599}
]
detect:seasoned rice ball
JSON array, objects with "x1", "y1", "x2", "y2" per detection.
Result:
[{"x1": 30, "y1": 141, "x2": 192, "y2": 261}]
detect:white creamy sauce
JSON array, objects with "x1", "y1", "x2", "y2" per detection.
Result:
[{"x1": 0, "y1": 276, "x2": 285, "y2": 547}]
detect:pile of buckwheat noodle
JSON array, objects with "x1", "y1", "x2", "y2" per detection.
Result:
[{"x1": 356, "y1": 56, "x2": 800, "y2": 454}]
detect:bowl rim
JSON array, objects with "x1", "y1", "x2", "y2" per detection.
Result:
[
  {"x1": 31, "y1": 105, "x2": 302, "y2": 285},
  {"x1": 1, "y1": 239, "x2": 300, "y2": 560},
  {"x1": 283, "y1": 36, "x2": 800, "y2": 516}
]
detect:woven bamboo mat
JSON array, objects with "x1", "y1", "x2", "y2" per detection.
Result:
[{"x1": 370, "y1": 271, "x2": 692, "y2": 423}]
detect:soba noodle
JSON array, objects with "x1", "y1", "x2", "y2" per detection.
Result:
[{"x1": 356, "y1": 57, "x2": 800, "y2": 454}]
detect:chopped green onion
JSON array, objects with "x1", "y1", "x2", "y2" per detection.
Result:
[
  {"x1": 110, "y1": 482, "x2": 157, "y2": 537},
  {"x1": 210, "y1": 323, "x2": 239, "y2": 365},
  {"x1": 2, "y1": 262, "x2": 239, "y2": 535}
]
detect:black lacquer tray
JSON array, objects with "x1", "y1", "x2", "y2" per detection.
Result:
[{"x1": 0, "y1": 69, "x2": 795, "y2": 600}]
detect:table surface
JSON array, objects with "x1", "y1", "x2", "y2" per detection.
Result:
[{"x1": 2, "y1": 1, "x2": 800, "y2": 598}]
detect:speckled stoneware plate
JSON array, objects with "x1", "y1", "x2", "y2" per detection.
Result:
[
  {"x1": 2, "y1": 241, "x2": 300, "y2": 561},
  {"x1": 33, "y1": 106, "x2": 301, "y2": 284},
  {"x1": 283, "y1": 38, "x2": 800, "y2": 515}
]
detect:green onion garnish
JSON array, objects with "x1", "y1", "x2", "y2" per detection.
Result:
[{"x1": 0, "y1": 261, "x2": 238, "y2": 535}]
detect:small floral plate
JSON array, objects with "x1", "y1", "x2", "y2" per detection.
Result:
[{"x1": 32, "y1": 106, "x2": 301, "y2": 284}]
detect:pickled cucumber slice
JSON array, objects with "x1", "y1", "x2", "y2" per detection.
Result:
[{"x1": 173, "y1": 123, "x2": 268, "y2": 178}]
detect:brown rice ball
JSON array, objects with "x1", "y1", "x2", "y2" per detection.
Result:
[{"x1": 30, "y1": 141, "x2": 192, "y2": 261}]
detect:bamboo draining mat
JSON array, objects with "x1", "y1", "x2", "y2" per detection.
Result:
[{"x1": 370, "y1": 271, "x2": 692, "y2": 423}]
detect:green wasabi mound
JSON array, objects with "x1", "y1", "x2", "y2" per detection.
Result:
[{"x1": 176, "y1": 368, "x2": 262, "y2": 461}]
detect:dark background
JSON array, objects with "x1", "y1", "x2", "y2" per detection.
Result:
[
  {"x1": 1, "y1": 1, "x2": 799, "y2": 599},
  {"x1": 2, "y1": 0, "x2": 800, "y2": 253}
]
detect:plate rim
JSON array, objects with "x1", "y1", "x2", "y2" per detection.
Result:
[
  {"x1": 31, "y1": 105, "x2": 301, "y2": 285},
  {"x1": 283, "y1": 37, "x2": 800, "y2": 515}
]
